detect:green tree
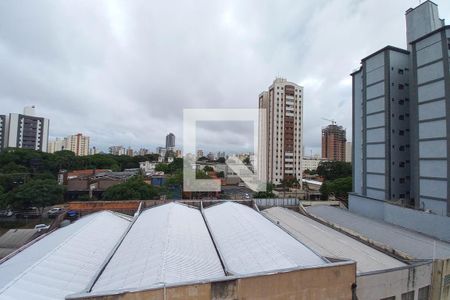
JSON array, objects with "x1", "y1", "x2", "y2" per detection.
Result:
[
  {"x1": 155, "y1": 163, "x2": 169, "y2": 173},
  {"x1": 217, "y1": 157, "x2": 226, "y2": 164},
  {"x1": 320, "y1": 177, "x2": 352, "y2": 200},
  {"x1": 102, "y1": 176, "x2": 160, "y2": 200},
  {"x1": 217, "y1": 171, "x2": 225, "y2": 178},
  {"x1": 12, "y1": 179, "x2": 65, "y2": 214},
  {"x1": 253, "y1": 183, "x2": 276, "y2": 198},
  {"x1": 243, "y1": 156, "x2": 251, "y2": 165},
  {"x1": 317, "y1": 161, "x2": 351, "y2": 181},
  {"x1": 203, "y1": 166, "x2": 214, "y2": 172}
]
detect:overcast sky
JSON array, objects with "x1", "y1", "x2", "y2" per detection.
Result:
[{"x1": 1, "y1": 0, "x2": 449, "y2": 155}]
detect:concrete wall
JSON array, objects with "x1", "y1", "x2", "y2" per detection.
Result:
[
  {"x1": 73, "y1": 263, "x2": 356, "y2": 300},
  {"x1": 349, "y1": 194, "x2": 450, "y2": 242},
  {"x1": 431, "y1": 258, "x2": 450, "y2": 300},
  {"x1": 357, "y1": 263, "x2": 432, "y2": 300},
  {"x1": 348, "y1": 194, "x2": 385, "y2": 220}
]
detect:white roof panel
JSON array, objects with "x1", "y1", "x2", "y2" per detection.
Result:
[
  {"x1": 263, "y1": 207, "x2": 406, "y2": 273},
  {"x1": 92, "y1": 203, "x2": 225, "y2": 292},
  {"x1": 0, "y1": 211, "x2": 130, "y2": 300},
  {"x1": 203, "y1": 202, "x2": 326, "y2": 275},
  {"x1": 307, "y1": 205, "x2": 450, "y2": 259}
]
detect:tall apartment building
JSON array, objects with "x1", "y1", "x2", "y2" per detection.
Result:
[
  {"x1": 4, "y1": 106, "x2": 49, "y2": 152},
  {"x1": 109, "y1": 145, "x2": 126, "y2": 156},
  {"x1": 321, "y1": 124, "x2": 346, "y2": 161},
  {"x1": 48, "y1": 138, "x2": 66, "y2": 153},
  {"x1": 352, "y1": 1, "x2": 450, "y2": 216},
  {"x1": 345, "y1": 142, "x2": 352, "y2": 163},
  {"x1": 258, "y1": 78, "x2": 303, "y2": 185},
  {"x1": 0, "y1": 115, "x2": 5, "y2": 150},
  {"x1": 48, "y1": 134, "x2": 90, "y2": 156},
  {"x1": 165, "y1": 133, "x2": 175, "y2": 151},
  {"x1": 66, "y1": 134, "x2": 90, "y2": 156}
]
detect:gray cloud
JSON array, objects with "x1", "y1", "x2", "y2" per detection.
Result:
[{"x1": 1, "y1": 0, "x2": 449, "y2": 154}]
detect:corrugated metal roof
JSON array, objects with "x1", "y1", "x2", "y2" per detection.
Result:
[
  {"x1": 263, "y1": 207, "x2": 406, "y2": 273},
  {"x1": 203, "y1": 202, "x2": 326, "y2": 275},
  {"x1": 92, "y1": 203, "x2": 225, "y2": 292},
  {"x1": 0, "y1": 211, "x2": 130, "y2": 300},
  {"x1": 307, "y1": 205, "x2": 450, "y2": 259}
]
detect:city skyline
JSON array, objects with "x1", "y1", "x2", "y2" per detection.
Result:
[{"x1": 2, "y1": 1, "x2": 449, "y2": 154}]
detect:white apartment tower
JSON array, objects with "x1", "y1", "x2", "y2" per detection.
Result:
[
  {"x1": 5, "y1": 106, "x2": 49, "y2": 152},
  {"x1": 352, "y1": 1, "x2": 450, "y2": 216},
  {"x1": 258, "y1": 78, "x2": 303, "y2": 185}
]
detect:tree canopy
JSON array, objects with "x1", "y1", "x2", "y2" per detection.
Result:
[
  {"x1": 11, "y1": 179, "x2": 65, "y2": 213},
  {"x1": 317, "y1": 161, "x2": 351, "y2": 181},
  {"x1": 102, "y1": 176, "x2": 160, "y2": 200},
  {"x1": 320, "y1": 177, "x2": 352, "y2": 199}
]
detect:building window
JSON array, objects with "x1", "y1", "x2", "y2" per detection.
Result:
[
  {"x1": 399, "y1": 146, "x2": 405, "y2": 151},
  {"x1": 398, "y1": 69, "x2": 404, "y2": 74},
  {"x1": 418, "y1": 286, "x2": 430, "y2": 300},
  {"x1": 401, "y1": 291, "x2": 414, "y2": 300},
  {"x1": 399, "y1": 100, "x2": 404, "y2": 105},
  {"x1": 399, "y1": 162, "x2": 405, "y2": 168},
  {"x1": 399, "y1": 115, "x2": 404, "y2": 120},
  {"x1": 399, "y1": 130, "x2": 404, "y2": 136},
  {"x1": 399, "y1": 178, "x2": 405, "y2": 184},
  {"x1": 400, "y1": 194, "x2": 405, "y2": 198},
  {"x1": 398, "y1": 84, "x2": 404, "y2": 90}
]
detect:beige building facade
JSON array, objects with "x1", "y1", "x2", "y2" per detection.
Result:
[{"x1": 258, "y1": 78, "x2": 304, "y2": 185}]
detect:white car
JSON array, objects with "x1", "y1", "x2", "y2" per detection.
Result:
[
  {"x1": 244, "y1": 193, "x2": 250, "y2": 199},
  {"x1": 34, "y1": 224, "x2": 50, "y2": 232}
]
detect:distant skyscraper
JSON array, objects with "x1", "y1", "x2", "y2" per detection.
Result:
[
  {"x1": 345, "y1": 142, "x2": 352, "y2": 163},
  {"x1": 5, "y1": 106, "x2": 49, "y2": 152},
  {"x1": 138, "y1": 148, "x2": 149, "y2": 156},
  {"x1": 48, "y1": 138, "x2": 66, "y2": 153},
  {"x1": 352, "y1": 1, "x2": 450, "y2": 215},
  {"x1": 0, "y1": 115, "x2": 5, "y2": 150},
  {"x1": 156, "y1": 146, "x2": 166, "y2": 157},
  {"x1": 196, "y1": 149, "x2": 204, "y2": 158},
  {"x1": 165, "y1": 133, "x2": 175, "y2": 151},
  {"x1": 66, "y1": 133, "x2": 90, "y2": 156},
  {"x1": 321, "y1": 124, "x2": 346, "y2": 161},
  {"x1": 48, "y1": 134, "x2": 90, "y2": 156},
  {"x1": 258, "y1": 78, "x2": 303, "y2": 185},
  {"x1": 109, "y1": 145, "x2": 126, "y2": 156},
  {"x1": 126, "y1": 147, "x2": 134, "y2": 157}
]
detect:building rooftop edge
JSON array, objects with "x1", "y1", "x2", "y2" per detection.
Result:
[
  {"x1": 409, "y1": 24, "x2": 450, "y2": 45},
  {"x1": 405, "y1": 0, "x2": 439, "y2": 15},
  {"x1": 361, "y1": 45, "x2": 410, "y2": 63}
]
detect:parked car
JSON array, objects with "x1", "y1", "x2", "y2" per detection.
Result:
[
  {"x1": 48, "y1": 207, "x2": 64, "y2": 218},
  {"x1": 34, "y1": 224, "x2": 50, "y2": 232},
  {"x1": 15, "y1": 207, "x2": 41, "y2": 219},
  {"x1": 0, "y1": 209, "x2": 13, "y2": 217},
  {"x1": 244, "y1": 193, "x2": 250, "y2": 199},
  {"x1": 66, "y1": 210, "x2": 79, "y2": 220}
]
